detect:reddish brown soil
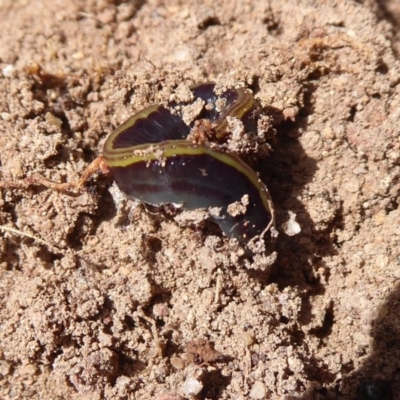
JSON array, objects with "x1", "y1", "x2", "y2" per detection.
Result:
[{"x1": 0, "y1": 1, "x2": 400, "y2": 399}]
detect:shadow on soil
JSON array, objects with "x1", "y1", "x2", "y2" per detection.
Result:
[{"x1": 300, "y1": 281, "x2": 400, "y2": 399}]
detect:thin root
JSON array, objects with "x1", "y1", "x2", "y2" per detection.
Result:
[
  {"x1": 0, "y1": 156, "x2": 109, "y2": 195},
  {"x1": 0, "y1": 225, "x2": 60, "y2": 252}
]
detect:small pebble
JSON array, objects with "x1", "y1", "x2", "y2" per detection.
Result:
[
  {"x1": 282, "y1": 211, "x2": 301, "y2": 236},
  {"x1": 45, "y1": 112, "x2": 62, "y2": 129},
  {"x1": 181, "y1": 377, "x2": 203, "y2": 397},
  {"x1": 2, "y1": 64, "x2": 14, "y2": 77},
  {"x1": 249, "y1": 381, "x2": 266, "y2": 399},
  {"x1": 239, "y1": 331, "x2": 254, "y2": 346},
  {"x1": 170, "y1": 357, "x2": 184, "y2": 370}
]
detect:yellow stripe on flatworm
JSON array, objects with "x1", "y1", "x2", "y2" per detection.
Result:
[
  {"x1": 104, "y1": 139, "x2": 274, "y2": 224},
  {"x1": 215, "y1": 88, "x2": 255, "y2": 137},
  {"x1": 103, "y1": 104, "x2": 161, "y2": 157}
]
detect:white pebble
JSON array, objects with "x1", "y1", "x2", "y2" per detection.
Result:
[
  {"x1": 249, "y1": 380, "x2": 266, "y2": 399},
  {"x1": 2, "y1": 64, "x2": 14, "y2": 77},
  {"x1": 282, "y1": 211, "x2": 301, "y2": 236},
  {"x1": 181, "y1": 377, "x2": 203, "y2": 397}
]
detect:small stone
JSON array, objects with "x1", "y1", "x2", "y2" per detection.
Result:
[
  {"x1": 249, "y1": 381, "x2": 266, "y2": 399},
  {"x1": 72, "y1": 51, "x2": 84, "y2": 59},
  {"x1": 98, "y1": 331, "x2": 112, "y2": 347},
  {"x1": 181, "y1": 377, "x2": 203, "y2": 397},
  {"x1": 362, "y1": 201, "x2": 370, "y2": 209},
  {"x1": 321, "y1": 125, "x2": 335, "y2": 139},
  {"x1": 239, "y1": 331, "x2": 254, "y2": 346},
  {"x1": 282, "y1": 211, "x2": 301, "y2": 236},
  {"x1": 170, "y1": 357, "x2": 184, "y2": 370},
  {"x1": 2, "y1": 64, "x2": 14, "y2": 77},
  {"x1": 45, "y1": 112, "x2": 62, "y2": 129}
]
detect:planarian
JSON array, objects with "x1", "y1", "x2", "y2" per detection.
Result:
[{"x1": 103, "y1": 83, "x2": 275, "y2": 244}]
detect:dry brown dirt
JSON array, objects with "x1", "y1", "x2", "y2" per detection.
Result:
[{"x1": 0, "y1": 0, "x2": 400, "y2": 399}]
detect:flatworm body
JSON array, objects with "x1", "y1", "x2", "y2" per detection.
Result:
[{"x1": 103, "y1": 83, "x2": 274, "y2": 243}]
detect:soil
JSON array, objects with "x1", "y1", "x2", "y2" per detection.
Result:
[{"x1": 0, "y1": 0, "x2": 400, "y2": 399}]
